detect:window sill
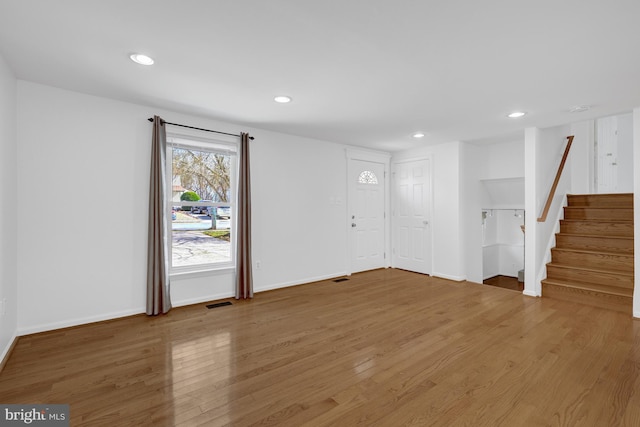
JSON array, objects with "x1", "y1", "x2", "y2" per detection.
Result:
[{"x1": 171, "y1": 265, "x2": 235, "y2": 280}]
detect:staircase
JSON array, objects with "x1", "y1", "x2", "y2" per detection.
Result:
[{"x1": 542, "y1": 193, "x2": 634, "y2": 313}]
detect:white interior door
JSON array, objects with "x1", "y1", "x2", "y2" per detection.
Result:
[
  {"x1": 392, "y1": 159, "x2": 432, "y2": 274},
  {"x1": 596, "y1": 116, "x2": 618, "y2": 193},
  {"x1": 349, "y1": 159, "x2": 386, "y2": 273}
]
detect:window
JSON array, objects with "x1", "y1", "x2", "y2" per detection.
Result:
[
  {"x1": 358, "y1": 170, "x2": 378, "y2": 184},
  {"x1": 166, "y1": 134, "x2": 237, "y2": 273}
]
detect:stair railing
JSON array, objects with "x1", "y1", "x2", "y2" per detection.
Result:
[{"x1": 537, "y1": 135, "x2": 574, "y2": 222}]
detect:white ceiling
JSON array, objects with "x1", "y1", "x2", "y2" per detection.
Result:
[{"x1": 1, "y1": 0, "x2": 639, "y2": 151}]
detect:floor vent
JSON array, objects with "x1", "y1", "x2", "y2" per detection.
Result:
[
  {"x1": 333, "y1": 278, "x2": 349, "y2": 283},
  {"x1": 206, "y1": 301, "x2": 233, "y2": 309}
]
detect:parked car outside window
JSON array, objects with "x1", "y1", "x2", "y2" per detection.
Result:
[{"x1": 191, "y1": 200, "x2": 211, "y2": 214}]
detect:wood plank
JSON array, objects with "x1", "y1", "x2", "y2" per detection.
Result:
[
  {"x1": 1, "y1": 269, "x2": 639, "y2": 425},
  {"x1": 542, "y1": 281, "x2": 632, "y2": 313},
  {"x1": 560, "y1": 220, "x2": 634, "y2": 238},
  {"x1": 567, "y1": 193, "x2": 633, "y2": 207},
  {"x1": 546, "y1": 263, "x2": 634, "y2": 290},
  {"x1": 555, "y1": 233, "x2": 634, "y2": 254},
  {"x1": 563, "y1": 206, "x2": 634, "y2": 221},
  {"x1": 542, "y1": 277, "x2": 633, "y2": 298},
  {"x1": 551, "y1": 247, "x2": 634, "y2": 273}
]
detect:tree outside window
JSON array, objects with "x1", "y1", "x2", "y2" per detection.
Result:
[{"x1": 167, "y1": 139, "x2": 236, "y2": 272}]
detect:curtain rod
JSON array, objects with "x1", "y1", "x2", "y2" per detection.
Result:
[{"x1": 147, "y1": 117, "x2": 254, "y2": 140}]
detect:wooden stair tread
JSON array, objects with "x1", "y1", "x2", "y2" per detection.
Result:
[
  {"x1": 550, "y1": 248, "x2": 634, "y2": 272},
  {"x1": 554, "y1": 235, "x2": 634, "y2": 255},
  {"x1": 551, "y1": 247, "x2": 634, "y2": 273},
  {"x1": 550, "y1": 247, "x2": 634, "y2": 257},
  {"x1": 542, "y1": 279, "x2": 633, "y2": 298},
  {"x1": 564, "y1": 206, "x2": 632, "y2": 209},
  {"x1": 568, "y1": 192, "x2": 633, "y2": 196},
  {"x1": 556, "y1": 232, "x2": 633, "y2": 241},
  {"x1": 563, "y1": 207, "x2": 634, "y2": 221},
  {"x1": 542, "y1": 280, "x2": 633, "y2": 313},
  {"x1": 561, "y1": 219, "x2": 634, "y2": 223},
  {"x1": 546, "y1": 262, "x2": 634, "y2": 277},
  {"x1": 559, "y1": 221, "x2": 633, "y2": 237},
  {"x1": 567, "y1": 193, "x2": 633, "y2": 207}
]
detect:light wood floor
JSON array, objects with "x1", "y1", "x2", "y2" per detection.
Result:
[{"x1": 2, "y1": 269, "x2": 640, "y2": 426}]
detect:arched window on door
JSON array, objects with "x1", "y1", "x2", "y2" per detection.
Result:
[{"x1": 358, "y1": 170, "x2": 379, "y2": 184}]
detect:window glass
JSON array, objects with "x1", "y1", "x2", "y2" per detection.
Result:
[
  {"x1": 167, "y1": 138, "x2": 236, "y2": 272},
  {"x1": 358, "y1": 170, "x2": 378, "y2": 184}
]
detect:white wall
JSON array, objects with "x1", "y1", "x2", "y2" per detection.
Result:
[
  {"x1": 0, "y1": 53, "x2": 18, "y2": 361},
  {"x1": 393, "y1": 141, "x2": 465, "y2": 280},
  {"x1": 461, "y1": 142, "x2": 483, "y2": 283},
  {"x1": 524, "y1": 125, "x2": 571, "y2": 296},
  {"x1": 481, "y1": 178, "x2": 525, "y2": 209},
  {"x1": 570, "y1": 120, "x2": 594, "y2": 194},
  {"x1": 617, "y1": 113, "x2": 634, "y2": 193},
  {"x1": 478, "y1": 139, "x2": 525, "y2": 180},
  {"x1": 251, "y1": 129, "x2": 348, "y2": 291},
  {"x1": 16, "y1": 82, "x2": 352, "y2": 334}
]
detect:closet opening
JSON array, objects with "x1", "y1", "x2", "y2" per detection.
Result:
[{"x1": 481, "y1": 208, "x2": 525, "y2": 291}]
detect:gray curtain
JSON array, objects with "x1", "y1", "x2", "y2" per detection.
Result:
[
  {"x1": 236, "y1": 132, "x2": 253, "y2": 299},
  {"x1": 147, "y1": 115, "x2": 172, "y2": 315}
]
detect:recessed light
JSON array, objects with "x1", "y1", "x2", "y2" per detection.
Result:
[
  {"x1": 569, "y1": 105, "x2": 590, "y2": 113},
  {"x1": 507, "y1": 111, "x2": 526, "y2": 118},
  {"x1": 130, "y1": 53, "x2": 154, "y2": 65},
  {"x1": 274, "y1": 96, "x2": 292, "y2": 103},
  {"x1": 412, "y1": 132, "x2": 425, "y2": 138}
]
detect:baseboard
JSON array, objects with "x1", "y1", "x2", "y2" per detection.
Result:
[
  {"x1": 634, "y1": 310, "x2": 640, "y2": 319},
  {"x1": 17, "y1": 308, "x2": 143, "y2": 336},
  {"x1": 0, "y1": 333, "x2": 18, "y2": 373},
  {"x1": 523, "y1": 289, "x2": 540, "y2": 297},
  {"x1": 432, "y1": 272, "x2": 466, "y2": 282},
  {"x1": 255, "y1": 272, "x2": 348, "y2": 293}
]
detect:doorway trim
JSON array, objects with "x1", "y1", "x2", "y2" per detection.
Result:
[{"x1": 345, "y1": 148, "x2": 391, "y2": 275}]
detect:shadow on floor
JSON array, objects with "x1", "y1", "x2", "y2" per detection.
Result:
[{"x1": 483, "y1": 275, "x2": 523, "y2": 292}]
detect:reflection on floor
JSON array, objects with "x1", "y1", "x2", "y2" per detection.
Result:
[{"x1": 483, "y1": 275, "x2": 523, "y2": 292}]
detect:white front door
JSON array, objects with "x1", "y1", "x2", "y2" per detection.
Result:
[
  {"x1": 349, "y1": 159, "x2": 386, "y2": 273},
  {"x1": 392, "y1": 159, "x2": 432, "y2": 275}
]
